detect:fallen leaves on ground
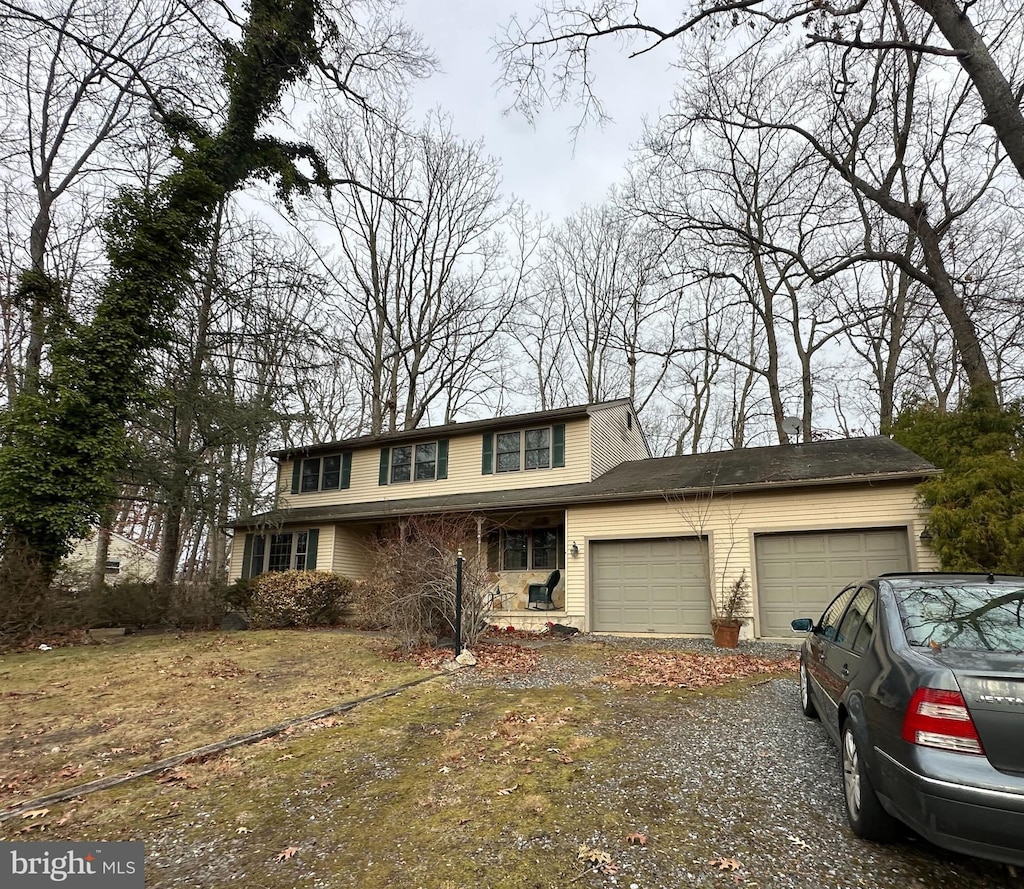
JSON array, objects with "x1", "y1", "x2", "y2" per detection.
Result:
[
  {"x1": 577, "y1": 845, "x2": 618, "y2": 875},
  {"x1": 274, "y1": 846, "x2": 298, "y2": 862},
  {"x1": 388, "y1": 643, "x2": 540, "y2": 674},
  {"x1": 709, "y1": 856, "x2": 741, "y2": 871},
  {"x1": 604, "y1": 650, "x2": 797, "y2": 689},
  {"x1": 626, "y1": 832, "x2": 648, "y2": 846}
]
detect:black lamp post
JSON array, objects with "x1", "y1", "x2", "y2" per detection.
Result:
[{"x1": 454, "y1": 548, "x2": 464, "y2": 656}]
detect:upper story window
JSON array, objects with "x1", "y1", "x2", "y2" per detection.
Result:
[
  {"x1": 496, "y1": 428, "x2": 551, "y2": 472},
  {"x1": 379, "y1": 440, "x2": 449, "y2": 486},
  {"x1": 291, "y1": 453, "x2": 351, "y2": 494},
  {"x1": 483, "y1": 424, "x2": 565, "y2": 475},
  {"x1": 390, "y1": 443, "x2": 439, "y2": 483}
]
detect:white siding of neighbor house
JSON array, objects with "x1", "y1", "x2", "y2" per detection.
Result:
[
  {"x1": 60, "y1": 531, "x2": 158, "y2": 583},
  {"x1": 276, "y1": 416, "x2": 594, "y2": 509},
  {"x1": 564, "y1": 481, "x2": 935, "y2": 637},
  {"x1": 588, "y1": 402, "x2": 650, "y2": 480}
]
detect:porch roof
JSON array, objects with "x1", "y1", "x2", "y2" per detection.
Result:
[{"x1": 230, "y1": 436, "x2": 936, "y2": 529}]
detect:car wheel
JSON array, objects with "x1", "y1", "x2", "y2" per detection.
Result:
[
  {"x1": 799, "y1": 660, "x2": 818, "y2": 719},
  {"x1": 841, "y1": 722, "x2": 898, "y2": 842}
]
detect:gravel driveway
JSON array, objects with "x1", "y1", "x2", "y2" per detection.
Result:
[{"x1": 459, "y1": 636, "x2": 1022, "y2": 889}]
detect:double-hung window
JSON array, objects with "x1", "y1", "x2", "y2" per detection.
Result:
[
  {"x1": 380, "y1": 440, "x2": 448, "y2": 485},
  {"x1": 292, "y1": 454, "x2": 350, "y2": 493},
  {"x1": 244, "y1": 529, "x2": 318, "y2": 577},
  {"x1": 497, "y1": 428, "x2": 550, "y2": 472},
  {"x1": 484, "y1": 424, "x2": 564, "y2": 474},
  {"x1": 390, "y1": 443, "x2": 438, "y2": 483}
]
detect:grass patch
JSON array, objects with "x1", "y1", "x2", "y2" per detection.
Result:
[
  {"x1": 0, "y1": 632, "x2": 802, "y2": 888},
  {"x1": 0, "y1": 629, "x2": 426, "y2": 807}
]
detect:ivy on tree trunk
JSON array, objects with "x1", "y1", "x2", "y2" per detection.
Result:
[{"x1": 0, "y1": 0, "x2": 330, "y2": 575}]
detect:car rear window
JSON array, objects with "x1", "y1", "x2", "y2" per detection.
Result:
[{"x1": 894, "y1": 582, "x2": 1024, "y2": 651}]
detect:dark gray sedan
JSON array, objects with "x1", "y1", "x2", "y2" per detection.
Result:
[{"x1": 791, "y1": 572, "x2": 1024, "y2": 866}]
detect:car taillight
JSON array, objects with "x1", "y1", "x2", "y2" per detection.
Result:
[{"x1": 901, "y1": 687, "x2": 984, "y2": 755}]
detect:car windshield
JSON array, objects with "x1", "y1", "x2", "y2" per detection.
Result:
[{"x1": 894, "y1": 581, "x2": 1024, "y2": 651}]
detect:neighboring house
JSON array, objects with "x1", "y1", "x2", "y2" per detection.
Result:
[
  {"x1": 228, "y1": 399, "x2": 940, "y2": 640},
  {"x1": 59, "y1": 528, "x2": 159, "y2": 585}
]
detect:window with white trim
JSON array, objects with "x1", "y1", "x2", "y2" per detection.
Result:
[
  {"x1": 294, "y1": 454, "x2": 349, "y2": 493},
  {"x1": 247, "y1": 530, "x2": 315, "y2": 576},
  {"x1": 497, "y1": 427, "x2": 550, "y2": 472},
  {"x1": 390, "y1": 442, "x2": 440, "y2": 483}
]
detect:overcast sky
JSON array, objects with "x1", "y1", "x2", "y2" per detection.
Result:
[{"x1": 401, "y1": 2, "x2": 683, "y2": 221}]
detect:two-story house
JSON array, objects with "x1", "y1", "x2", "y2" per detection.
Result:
[{"x1": 228, "y1": 399, "x2": 939, "y2": 639}]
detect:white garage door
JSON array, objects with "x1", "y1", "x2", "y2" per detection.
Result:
[
  {"x1": 755, "y1": 528, "x2": 910, "y2": 638},
  {"x1": 591, "y1": 538, "x2": 711, "y2": 634}
]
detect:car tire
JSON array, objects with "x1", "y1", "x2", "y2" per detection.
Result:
[
  {"x1": 841, "y1": 721, "x2": 899, "y2": 842},
  {"x1": 799, "y1": 660, "x2": 818, "y2": 719}
]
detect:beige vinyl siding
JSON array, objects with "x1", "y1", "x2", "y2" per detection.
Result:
[
  {"x1": 228, "y1": 532, "x2": 245, "y2": 582},
  {"x1": 588, "y1": 402, "x2": 651, "y2": 479},
  {"x1": 313, "y1": 524, "x2": 334, "y2": 572},
  {"x1": 565, "y1": 480, "x2": 931, "y2": 635},
  {"x1": 330, "y1": 525, "x2": 374, "y2": 578},
  {"x1": 278, "y1": 417, "x2": 593, "y2": 509}
]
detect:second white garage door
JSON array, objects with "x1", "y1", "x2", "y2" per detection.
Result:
[
  {"x1": 590, "y1": 537, "x2": 711, "y2": 634},
  {"x1": 755, "y1": 528, "x2": 910, "y2": 638}
]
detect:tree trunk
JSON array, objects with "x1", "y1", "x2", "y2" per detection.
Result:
[{"x1": 914, "y1": 0, "x2": 1024, "y2": 182}]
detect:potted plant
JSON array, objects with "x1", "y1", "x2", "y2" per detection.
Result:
[{"x1": 710, "y1": 570, "x2": 751, "y2": 648}]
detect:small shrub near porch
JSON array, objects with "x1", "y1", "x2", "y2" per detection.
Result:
[{"x1": 248, "y1": 570, "x2": 353, "y2": 628}]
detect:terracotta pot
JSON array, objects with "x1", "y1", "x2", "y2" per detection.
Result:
[{"x1": 711, "y1": 619, "x2": 741, "y2": 648}]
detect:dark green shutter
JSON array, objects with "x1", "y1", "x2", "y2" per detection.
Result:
[
  {"x1": 437, "y1": 439, "x2": 449, "y2": 479},
  {"x1": 552, "y1": 423, "x2": 566, "y2": 468},
  {"x1": 378, "y1": 447, "x2": 390, "y2": 485},
  {"x1": 482, "y1": 433, "x2": 494, "y2": 474},
  {"x1": 290, "y1": 460, "x2": 301, "y2": 493},
  {"x1": 341, "y1": 452, "x2": 352, "y2": 489},
  {"x1": 305, "y1": 528, "x2": 319, "y2": 571},
  {"x1": 241, "y1": 533, "x2": 253, "y2": 579}
]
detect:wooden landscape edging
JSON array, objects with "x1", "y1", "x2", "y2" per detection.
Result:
[{"x1": 0, "y1": 672, "x2": 442, "y2": 823}]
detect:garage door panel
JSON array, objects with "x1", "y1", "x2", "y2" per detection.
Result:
[
  {"x1": 591, "y1": 538, "x2": 710, "y2": 634},
  {"x1": 865, "y1": 533, "x2": 906, "y2": 553},
  {"x1": 792, "y1": 537, "x2": 828, "y2": 555},
  {"x1": 756, "y1": 528, "x2": 909, "y2": 638}
]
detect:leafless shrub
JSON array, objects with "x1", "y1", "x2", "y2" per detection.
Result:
[{"x1": 353, "y1": 515, "x2": 493, "y2": 649}]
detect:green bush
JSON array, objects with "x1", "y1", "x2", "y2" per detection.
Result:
[{"x1": 248, "y1": 570, "x2": 353, "y2": 628}]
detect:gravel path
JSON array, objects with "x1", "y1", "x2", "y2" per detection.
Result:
[{"x1": 458, "y1": 635, "x2": 1022, "y2": 888}]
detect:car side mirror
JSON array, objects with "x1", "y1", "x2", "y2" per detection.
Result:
[{"x1": 791, "y1": 618, "x2": 814, "y2": 633}]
